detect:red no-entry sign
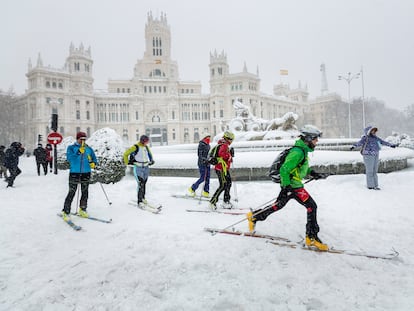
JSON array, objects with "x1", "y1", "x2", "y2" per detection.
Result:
[{"x1": 47, "y1": 132, "x2": 63, "y2": 145}]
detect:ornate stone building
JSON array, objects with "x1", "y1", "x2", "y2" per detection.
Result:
[{"x1": 18, "y1": 12, "x2": 346, "y2": 150}]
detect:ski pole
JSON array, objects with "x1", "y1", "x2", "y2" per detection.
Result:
[
  {"x1": 211, "y1": 197, "x2": 278, "y2": 235},
  {"x1": 75, "y1": 183, "x2": 80, "y2": 214},
  {"x1": 231, "y1": 161, "x2": 238, "y2": 202},
  {"x1": 99, "y1": 182, "x2": 112, "y2": 206}
]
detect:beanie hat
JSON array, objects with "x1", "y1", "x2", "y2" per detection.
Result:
[{"x1": 76, "y1": 132, "x2": 87, "y2": 140}]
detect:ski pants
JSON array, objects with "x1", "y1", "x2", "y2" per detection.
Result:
[
  {"x1": 134, "y1": 165, "x2": 149, "y2": 204},
  {"x1": 6, "y1": 166, "x2": 21, "y2": 187},
  {"x1": 63, "y1": 172, "x2": 91, "y2": 213},
  {"x1": 36, "y1": 161, "x2": 48, "y2": 175},
  {"x1": 255, "y1": 187, "x2": 320, "y2": 237},
  {"x1": 191, "y1": 165, "x2": 210, "y2": 193},
  {"x1": 363, "y1": 154, "x2": 379, "y2": 188},
  {"x1": 210, "y1": 169, "x2": 232, "y2": 205}
]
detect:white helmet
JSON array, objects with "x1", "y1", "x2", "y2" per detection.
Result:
[{"x1": 300, "y1": 125, "x2": 322, "y2": 142}]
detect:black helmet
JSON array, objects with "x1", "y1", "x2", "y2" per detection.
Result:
[{"x1": 140, "y1": 135, "x2": 150, "y2": 144}]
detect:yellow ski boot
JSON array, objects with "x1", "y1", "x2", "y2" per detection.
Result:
[
  {"x1": 201, "y1": 191, "x2": 210, "y2": 198},
  {"x1": 305, "y1": 236, "x2": 329, "y2": 251},
  {"x1": 246, "y1": 211, "x2": 256, "y2": 233},
  {"x1": 188, "y1": 187, "x2": 195, "y2": 197},
  {"x1": 78, "y1": 208, "x2": 89, "y2": 218}
]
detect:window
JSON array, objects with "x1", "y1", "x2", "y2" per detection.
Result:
[
  {"x1": 135, "y1": 111, "x2": 139, "y2": 120},
  {"x1": 76, "y1": 110, "x2": 80, "y2": 120},
  {"x1": 86, "y1": 111, "x2": 90, "y2": 120},
  {"x1": 46, "y1": 81, "x2": 50, "y2": 88}
]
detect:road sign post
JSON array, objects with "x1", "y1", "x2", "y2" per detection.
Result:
[{"x1": 47, "y1": 132, "x2": 63, "y2": 174}]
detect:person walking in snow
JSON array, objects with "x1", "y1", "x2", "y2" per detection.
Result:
[
  {"x1": 351, "y1": 125, "x2": 397, "y2": 190},
  {"x1": 4, "y1": 142, "x2": 25, "y2": 188},
  {"x1": 123, "y1": 135, "x2": 154, "y2": 208},
  {"x1": 45, "y1": 143, "x2": 53, "y2": 173},
  {"x1": 33, "y1": 143, "x2": 48, "y2": 176},
  {"x1": 62, "y1": 132, "x2": 98, "y2": 221},
  {"x1": 246, "y1": 125, "x2": 329, "y2": 251},
  {"x1": 209, "y1": 131, "x2": 235, "y2": 210},
  {"x1": 0, "y1": 145, "x2": 9, "y2": 180},
  {"x1": 188, "y1": 134, "x2": 211, "y2": 198}
]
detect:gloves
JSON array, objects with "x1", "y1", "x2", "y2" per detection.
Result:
[
  {"x1": 310, "y1": 171, "x2": 329, "y2": 180},
  {"x1": 350, "y1": 146, "x2": 355, "y2": 151},
  {"x1": 90, "y1": 162, "x2": 96, "y2": 169},
  {"x1": 79, "y1": 146, "x2": 85, "y2": 154},
  {"x1": 229, "y1": 147, "x2": 235, "y2": 157},
  {"x1": 149, "y1": 160, "x2": 155, "y2": 166}
]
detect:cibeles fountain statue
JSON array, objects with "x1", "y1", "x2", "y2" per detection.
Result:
[{"x1": 215, "y1": 98, "x2": 300, "y2": 141}]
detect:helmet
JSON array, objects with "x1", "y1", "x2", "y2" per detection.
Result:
[
  {"x1": 300, "y1": 125, "x2": 322, "y2": 142},
  {"x1": 140, "y1": 135, "x2": 150, "y2": 144},
  {"x1": 223, "y1": 131, "x2": 235, "y2": 141}
]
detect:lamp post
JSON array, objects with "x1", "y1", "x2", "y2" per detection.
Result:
[
  {"x1": 360, "y1": 66, "x2": 366, "y2": 128},
  {"x1": 338, "y1": 72, "x2": 360, "y2": 138}
]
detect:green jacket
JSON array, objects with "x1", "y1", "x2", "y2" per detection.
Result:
[{"x1": 279, "y1": 139, "x2": 313, "y2": 188}]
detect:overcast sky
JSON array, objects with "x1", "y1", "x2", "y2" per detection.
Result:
[{"x1": 1, "y1": 0, "x2": 413, "y2": 110}]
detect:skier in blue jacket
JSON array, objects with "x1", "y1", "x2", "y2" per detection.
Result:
[
  {"x1": 351, "y1": 125, "x2": 397, "y2": 190},
  {"x1": 62, "y1": 132, "x2": 98, "y2": 220}
]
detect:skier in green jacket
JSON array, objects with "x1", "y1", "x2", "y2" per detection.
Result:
[{"x1": 247, "y1": 125, "x2": 329, "y2": 251}]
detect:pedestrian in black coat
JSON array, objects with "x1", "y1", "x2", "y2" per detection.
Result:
[
  {"x1": 33, "y1": 143, "x2": 48, "y2": 175},
  {"x1": 4, "y1": 142, "x2": 25, "y2": 188}
]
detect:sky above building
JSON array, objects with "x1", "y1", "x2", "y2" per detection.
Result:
[{"x1": 1, "y1": 0, "x2": 413, "y2": 110}]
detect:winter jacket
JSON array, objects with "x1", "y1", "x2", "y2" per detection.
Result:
[
  {"x1": 4, "y1": 143, "x2": 25, "y2": 169},
  {"x1": 197, "y1": 138, "x2": 210, "y2": 167},
  {"x1": 0, "y1": 149, "x2": 5, "y2": 165},
  {"x1": 33, "y1": 147, "x2": 47, "y2": 163},
  {"x1": 66, "y1": 142, "x2": 98, "y2": 173},
  {"x1": 279, "y1": 139, "x2": 313, "y2": 188},
  {"x1": 213, "y1": 138, "x2": 232, "y2": 174},
  {"x1": 353, "y1": 126, "x2": 395, "y2": 156},
  {"x1": 123, "y1": 142, "x2": 154, "y2": 166},
  {"x1": 45, "y1": 145, "x2": 53, "y2": 162}
]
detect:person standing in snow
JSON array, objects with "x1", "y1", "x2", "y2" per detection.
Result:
[
  {"x1": 45, "y1": 143, "x2": 53, "y2": 173},
  {"x1": 62, "y1": 132, "x2": 98, "y2": 221},
  {"x1": 351, "y1": 125, "x2": 397, "y2": 190},
  {"x1": 123, "y1": 135, "x2": 154, "y2": 208},
  {"x1": 4, "y1": 142, "x2": 25, "y2": 188},
  {"x1": 209, "y1": 131, "x2": 235, "y2": 210},
  {"x1": 188, "y1": 134, "x2": 211, "y2": 198},
  {"x1": 33, "y1": 143, "x2": 48, "y2": 176},
  {"x1": 0, "y1": 145, "x2": 9, "y2": 180},
  {"x1": 247, "y1": 125, "x2": 329, "y2": 251}
]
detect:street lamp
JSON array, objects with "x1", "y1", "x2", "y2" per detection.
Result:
[
  {"x1": 338, "y1": 72, "x2": 360, "y2": 138},
  {"x1": 360, "y1": 66, "x2": 366, "y2": 128}
]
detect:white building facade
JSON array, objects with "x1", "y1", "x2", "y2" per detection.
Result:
[{"x1": 21, "y1": 12, "x2": 345, "y2": 149}]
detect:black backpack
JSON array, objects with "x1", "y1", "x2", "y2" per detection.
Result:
[
  {"x1": 207, "y1": 144, "x2": 222, "y2": 165},
  {"x1": 128, "y1": 144, "x2": 139, "y2": 165},
  {"x1": 268, "y1": 146, "x2": 306, "y2": 183}
]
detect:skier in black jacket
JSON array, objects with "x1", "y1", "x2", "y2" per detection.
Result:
[{"x1": 4, "y1": 142, "x2": 25, "y2": 188}]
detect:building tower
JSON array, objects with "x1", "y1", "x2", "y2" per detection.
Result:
[{"x1": 320, "y1": 63, "x2": 328, "y2": 95}]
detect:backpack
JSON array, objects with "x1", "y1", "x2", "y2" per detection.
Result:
[
  {"x1": 268, "y1": 146, "x2": 306, "y2": 183},
  {"x1": 207, "y1": 144, "x2": 222, "y2": 165},
  {"x1": 128, "y1": 144, "x2": 140, "y2": 165}
]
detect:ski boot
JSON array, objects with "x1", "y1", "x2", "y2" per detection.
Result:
[
  {"x1": 201, "y1": 191, "x2": 210, "y2": 198},
  {"x1": 222, "y1": 201, "x2": 233, "y2": 209},
  {"x1": 305, "y1": 235, "x2": 329, "y2": 251},
  {"x1": 188, "y1": 187, "x2": 195, "y2": 197},
  {"x1": 78, "y1": 208, "x2": 89, "y2": 218},
  {"x1": 246, "y1": 210, "x2": 256, "y2": 233},
  {"x1": 62, "y1": 211, "x2": 71, "y2": 222},
  {"x1": 209, "y1": 202, "x2": 217, "y2": 210}
]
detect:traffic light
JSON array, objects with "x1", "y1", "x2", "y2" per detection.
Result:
[
  {"x1": 38, "y1": 134, "x2": 42, "y2": 143},
  {"x1": 51, "y1": 114, "x2": 58, "y2": 132}
]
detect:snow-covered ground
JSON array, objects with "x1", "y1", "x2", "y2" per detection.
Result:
[{"x1": 1, "y1": 151, "x2": 414, "y2": 311}]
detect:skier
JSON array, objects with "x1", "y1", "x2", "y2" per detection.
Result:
[
  {"x1": 45, "y1": 144, "x2": 53, "y2": 173},
  {"x1": 351, "y1": 125, "x2": 397, "y2": 190},
  {"x1": 33, "y1": 143, "x2": 48, "y2": 176},
  {"x1": 209, "y1": 131, "x2": 235, "y2": 210},
  {"x1": 188, "y1": 133, "x2": 211, "y2": 198},
  {"x1": 123, "y1": 135, "x2": 154, "y2": 208},
  {"x1": 0, "y1": 145, "x2": 8, "y2": 180},
  {"x1": 4, "y1": 142, "x2": 25, "y2": 188},
  {"x1": 246, "y1": 125, "x2": 329, "y2": 251},
  {"x1": 62, "y1": 132, "x2": 98, "y2": 221}
]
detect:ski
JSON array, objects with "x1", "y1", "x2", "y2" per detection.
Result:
[
  {"x1": 172, "y1": 194, "x2": 210, "y2": 201},
  {"x1": 205, "y1": 228, "x2": 399, "y2": 260},
  {"x1": 129, "y1": 201, "x2": 162, "y2": 214},
  {"x1": 57, "y1": 213, "x2": 82, "y2": 231},
  {"x1": 188, "y1": 209, "x2": 246, "y2": 215},
  {"x1": 71, "y1": 213, "x2": 112, "y2": 223}
]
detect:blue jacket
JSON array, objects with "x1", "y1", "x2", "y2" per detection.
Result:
[
  {"x1": 353, "y1": 126, "x2": 395, "y2": 156},
  {"x1": 67, "y1": 142, "x2": 98, "y2": 173}
]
